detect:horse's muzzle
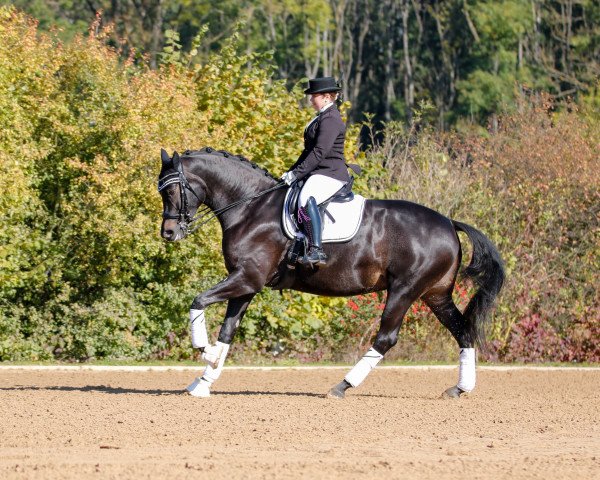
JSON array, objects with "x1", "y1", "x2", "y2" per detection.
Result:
[
  {"x1": 162, "y1": 228, "x2": 177, "y2": 241},
  {"x1": 161, "y1": 220, "x2": 186, "y2": 242}
]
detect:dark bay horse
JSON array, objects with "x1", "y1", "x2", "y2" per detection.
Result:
[{"x1": 158, "y1": 148, "x2": 504, "y2": 398}]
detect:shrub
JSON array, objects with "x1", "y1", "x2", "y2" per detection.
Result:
[
  {"x1": 0, "y1": 7, "x2": 357, "y2": 361},
  {"x1": 351, "y1": 95, "x2": 598, "y2": 363},
  {"x1": 500, "y1": 314, "x2": 568, "y2": 363}
]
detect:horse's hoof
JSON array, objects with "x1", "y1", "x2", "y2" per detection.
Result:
[
  {"x1": 186, "y1": 377, "x2": 211, "y2": 398},
  {"x1": 442, "y1": 386, "x2": 468, "y2": 399},
  {"x1": 326, "y1": 387, "x2": 346, "y2": 399}
]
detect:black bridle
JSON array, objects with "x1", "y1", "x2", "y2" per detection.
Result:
[{"x1": 158, "y1": 161, "x2": 286, "y2": 236}]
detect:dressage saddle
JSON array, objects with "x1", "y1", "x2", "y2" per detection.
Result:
[{"x1": 288, "y1": 176, "x2": 355, "y2": 227}]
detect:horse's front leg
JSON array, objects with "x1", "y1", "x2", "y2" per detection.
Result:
[
  {"x1": 185, "y1": 270, "x2": 262, "y2": 397},
  {"x1": 186, "y1": 293, "x2": 256, "y2": 397}
]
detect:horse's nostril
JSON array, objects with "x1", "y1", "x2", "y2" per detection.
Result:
[{"x1": 163, "y1": 229, "x2": 175, "y2": 239}]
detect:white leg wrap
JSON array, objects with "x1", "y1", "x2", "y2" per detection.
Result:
[
  {"x1": 201, "y1": 340, "x2": 227, "y2": 368},
  {"x1": 186, "y1": 342, "x2": 230, "y2": 398},
  {"x1": 190, "y1": 309, "x2": 208, "y2": 349},
  {"x1": 201, "y1": 342, "x2": 230, "y2": 383},
  {"x1": 344, "y1": 347, "x2": 384, "y2": 387},
  {"x1": 457, "y1": 348, "x2": 476, "y2": 392}
]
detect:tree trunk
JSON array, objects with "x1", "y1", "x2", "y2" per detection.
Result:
[
  {"x1": 401, "y1": 0, "x2": 413, "y2": 121},
  {"x1": 150, "y1": 0, "x2": 164, "y2": 69},
  {"x1": 330, "y1": 0, "x2": 347, "y2": 80},
  {"x1": 322, "y1": 28, "x2": 331, "y2": 76},
  {"x1": 349, "y1": 0, "x2": 371, "y2": 115},
  {"x1": 531, "y1": 0, "x2": 541, "y2": 63}
]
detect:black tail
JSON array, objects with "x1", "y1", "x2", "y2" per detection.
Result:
[{"x1": 452, "y1": 220, "x2": 505, "y2": 349}]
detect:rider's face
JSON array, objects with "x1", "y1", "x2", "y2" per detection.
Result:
[{"x1": 309, "y1": 93, "x2": 332, "y2": 112}]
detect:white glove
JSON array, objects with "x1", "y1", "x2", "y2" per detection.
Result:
[{"x1": 280, "y1": 171, "x2": 297, "y2": 185}]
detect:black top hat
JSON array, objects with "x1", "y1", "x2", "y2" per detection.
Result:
[{"x1": 304, "y1": 77, "x2": 342, "y2": 94}]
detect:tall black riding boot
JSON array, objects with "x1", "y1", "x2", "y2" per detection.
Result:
[{"x1": 298, "y1": 196, "x2": 327, "y2": 266}]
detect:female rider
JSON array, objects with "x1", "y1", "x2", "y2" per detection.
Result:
[{"x1": 281, "y1": 77, "x2": 351, "y2": 266}]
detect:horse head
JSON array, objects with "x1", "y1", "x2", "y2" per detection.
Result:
[{"x1": 158, "y1": 148, "x2": 206, "y2": 241}]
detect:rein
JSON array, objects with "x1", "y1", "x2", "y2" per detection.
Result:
[{"x1": 158, "y1": 164, "x2": 286, "y2": 236}]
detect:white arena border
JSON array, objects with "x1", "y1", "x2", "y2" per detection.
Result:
[{"x1": 0, "y1": 365, "x2": 598, "y2": 372}]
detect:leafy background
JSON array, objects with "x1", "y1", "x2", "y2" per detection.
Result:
[{"x1": 0, "y1": 6, "x2": 598, "y2": 363}]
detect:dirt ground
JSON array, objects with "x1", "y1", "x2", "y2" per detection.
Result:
[{"x1": 0, "y1": 367, "x2": 598, "y2": 479}]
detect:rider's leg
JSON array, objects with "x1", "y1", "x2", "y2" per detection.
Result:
[
  {"x1": 298, "y1": 174, "x2": 347, "y2": 206},
  {"x1": 298, "y1": 196, "x2": 327, "y2": 266},
  {"x1": 297, "y1": 175, "x2": 345, "y2": 266}
]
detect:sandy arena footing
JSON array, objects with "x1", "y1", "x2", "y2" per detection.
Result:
[{"x1": 0, "y1": 367, "x2": 598, "y2": 479}]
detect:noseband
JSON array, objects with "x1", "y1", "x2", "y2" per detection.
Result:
[
  {"x1": 157, "y1": 160, "x2": 203, "y2": 235},
  {"x1": 158, "y1": 161, "x2": 286, "y2": 237}
]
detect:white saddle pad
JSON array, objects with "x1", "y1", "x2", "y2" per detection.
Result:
[{"x1": 282, "y1": 188, "x2": 366, "y2": 243}]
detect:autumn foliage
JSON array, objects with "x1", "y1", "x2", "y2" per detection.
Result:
[{"x1": 0, "y1": 7, "x2": 598, "y2": 363}]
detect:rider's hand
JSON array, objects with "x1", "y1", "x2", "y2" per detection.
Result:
[{"x1": 280, "y1": 171, "x2": 297, "y2": 185}]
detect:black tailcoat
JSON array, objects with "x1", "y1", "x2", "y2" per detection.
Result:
[{"x1": 289, "y1": 105, "x2": 350, "y2": 183}]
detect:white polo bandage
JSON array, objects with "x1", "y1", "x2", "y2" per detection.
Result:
[
  {"x1": 457, "y1": 348, "x2": 476, "y2": 392},
  {"x1": 344, "y1": 347, "x2": 384, "y2": 387},
  {"x1": 201, "y1": 341, "x2": 224, "y2": 367},
  {"x1": 202, "y1": 341, "x2": 230, "y2": 383},
  {"x1": 190, "y1": 309, "x2": 208, "y2": 348}
]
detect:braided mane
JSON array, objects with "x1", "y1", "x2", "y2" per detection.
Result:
[{"x1": 182, "y1": 147, "x2": 279, "y2": 181}]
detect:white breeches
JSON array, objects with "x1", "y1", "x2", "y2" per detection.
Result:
[{"x1": 299, "y1": 174, "x2": 346, "y2": 207}]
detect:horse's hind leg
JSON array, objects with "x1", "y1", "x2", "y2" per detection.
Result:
[
  {"x1": 328, "y1": 287, "x2": 415, "y2": 399},
  {"x1": 422, "y1": 289, "x2": 475, "y2": 398}
]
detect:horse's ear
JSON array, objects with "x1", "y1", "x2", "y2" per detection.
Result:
[
  {"x1": 160, "y1": 148, "x2": 170, "y2": 166},
  {"x1": 172, "y1": 151, "x2": 181, "y2": 170}
]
